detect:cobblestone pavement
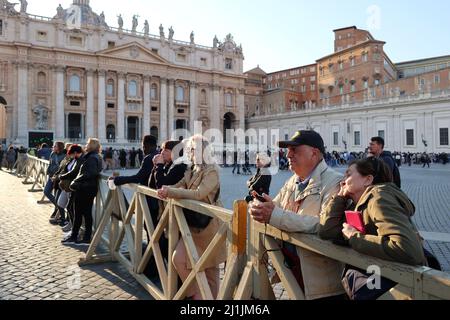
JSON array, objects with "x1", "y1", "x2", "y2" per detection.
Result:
[
  {"x1": 0, "y1": 170, "x2": 152, "y2": 301},
  {"x1": 1, "y1": 163, "x2": 449, "y2": 300}
]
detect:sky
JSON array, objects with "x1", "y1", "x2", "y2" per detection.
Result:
[{"x1": 26, "y1": 0, "x2": 450, "y2": 73}]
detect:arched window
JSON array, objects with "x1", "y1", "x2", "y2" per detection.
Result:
[
  {"x1": 225, "y1": 92, "x2": 233, "y2": 107},
  {"x1": 106, "y1": 124, "x2": 116, "y2": 140},
  {"x1": 151, "y1": 83, "x2": 158, "y2": 100},
  {"x1": 37, "y1": 72, "x2": 47, "y2": 90},
  {"x1": 106, "y1": 79, "x2": 115, "y2": 97},
  {"x1": 200, "y1": 89, "x2": 207, "y2": 105},
  {"x1": 128, "y1": 80, "x2": 138, "y2": 97},
  {"x1": 176, "y1": 86, "x2": 184, "y2": 102},
  {"x1": 69, "y1": 75, "x2": 81, "y2": 92}
]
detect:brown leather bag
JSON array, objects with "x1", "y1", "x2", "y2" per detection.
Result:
[{"x1": 59, "y1": 179, "x2": 71, "y2": 192}]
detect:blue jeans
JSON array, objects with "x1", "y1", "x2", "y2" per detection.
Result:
[{"x1": 44, "y1": 177, "x2": 56, "y2": 205}]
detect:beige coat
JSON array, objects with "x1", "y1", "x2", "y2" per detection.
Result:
[
  {"x1": 270, "y1": 160, "x2": 345, "y2": 300},
  {"x1": 167, "y1": 164, "x2": 227, "y2": 269}
]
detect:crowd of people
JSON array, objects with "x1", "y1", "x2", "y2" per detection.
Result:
[{"x1": 3, "y1": 130, "x2": 444, "y2": 301}]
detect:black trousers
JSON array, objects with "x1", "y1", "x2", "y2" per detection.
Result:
[{"x1": 72, "y1": 191, "x2": 96, "y2": 241}]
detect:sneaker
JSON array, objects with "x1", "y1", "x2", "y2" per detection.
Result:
[
  {"x1": 49, "y1": 218, "x2": 60, "y2": 225},
  {"x1": 58, "y1": 219, "x2": 67, "y2": 227},
  {"x1": 61, "y1": 235, "x2": 77, "y2": 245}
]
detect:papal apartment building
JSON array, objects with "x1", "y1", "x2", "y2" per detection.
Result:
[
  {"x1": 246, "y1": 26, "x2": 450, "y2": 154},
  {"x1": 0, "y1": 0, "x2": 246, "y2": 147}
]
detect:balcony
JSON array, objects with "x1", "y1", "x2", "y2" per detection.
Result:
[
  {"x1": 66, "y1": 91, "x2": 85, "y2": 99},
  {"x1": 127, "y1": 96, "x2": 142, "y2": 103}
]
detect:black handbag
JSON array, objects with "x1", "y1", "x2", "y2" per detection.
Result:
[{"x1": 183, "y1": 187, "x2": 220, "y2": 230}]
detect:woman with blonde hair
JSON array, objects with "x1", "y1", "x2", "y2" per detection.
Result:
[
  {"x1": 157, "y1": 135, "x2": 226, "y2": 300},
  {"x1": 62, "y1": 138, "x2": 103, "y2": 245}
]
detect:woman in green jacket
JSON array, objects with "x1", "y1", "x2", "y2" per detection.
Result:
[{"x1": 318, "y1": 157, "x2": 426, "y2": 299}]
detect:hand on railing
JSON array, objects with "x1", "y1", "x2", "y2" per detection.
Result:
[{"x1": 157, "y1": 186, "x2": 169, "y2": 200}]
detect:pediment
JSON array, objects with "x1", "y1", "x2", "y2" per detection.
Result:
[{"x1": 97, "y1": 42, "x2": 168, "y2": 65}]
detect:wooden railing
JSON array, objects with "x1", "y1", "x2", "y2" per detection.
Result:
[
  {"x1": 19, "y1": 156, "x2": 450, "y2": 300},
  {"x1": 79, "y1": 174, "x2": 248, "y2": 300},
  {"x1": 239, "y1": 219, "x2": 450, "y2": 300}
]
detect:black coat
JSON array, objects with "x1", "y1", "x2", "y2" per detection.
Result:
[
  {"x1": 246, "y1": 168, "x2": 272, "y2": 202},
  {"x1": 114, "y1": 148, "x2": 159, "y2": 187},
  {"x1": 149, "y1": 161, "x2": 187, "y2": 190},
  {"x1": 69, "y1": 152, "x2": 103, "y2": 196}
]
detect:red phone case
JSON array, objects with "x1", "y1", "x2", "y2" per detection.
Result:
[{"x1": 345, "y1": 211, "x2": 366, "y2": 234}]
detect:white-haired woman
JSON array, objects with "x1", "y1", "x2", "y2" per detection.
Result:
[
  {"x1": 62, "y1": 138, "x2": 103, "y2": 245},
  {"x1": 157, "y1": 135, "x2": 226, "y2": 300}
]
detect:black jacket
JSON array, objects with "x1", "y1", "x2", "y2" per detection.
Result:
[
  {"x1": 149, "y1": 161, "x2": 187, "y2": 190},
  {"x1": 69, "y1": 152, "x2": 103, "y2": 196},
  {"x1": 380, "y1": 151, "x2": 401, "y2": 188},
  {"x1": 246, "y1": 168, "x2": 272, "y2": 202},
  {"x1": 114, "y1": 148, "x2": 159, "y2": 187}
]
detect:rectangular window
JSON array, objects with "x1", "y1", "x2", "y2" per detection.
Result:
[
  {"x1": 351, "y1": 58, "x2": 355, "y2": 66},
  {"x1": 378, "y1": 130, "x2": 385, "y2": 140},
  {"x1": 69, "y1": 36, "x2": 83, "y2": 47},
  {"x1": 151, "y1": 48, "x2": 158, "y2": 54},
  {"x1": 406, "y1": 129, "x2": 414, "y2": 146},
  {"x1": 107, "y1": 103, "x2": 115, "y2": 109},
  {"x1": 354, "y1": 131, "x2": 361, "y2": 146},
  {"x1": 440, "y1": 128, "x2": 449, "y2": 146},
  {"x1": 333, "y1": 132, "x2": 339, "y2": 146},
  {"x1": 435, "y1": 74, "x2": 440, "y2": 84},
  {"x1": 225, "y1": 58, "x2": 233, "y2": 70},
  {"x1": 310, "y1": 66, "x2": 316, "y2": 73},
  {"x1": 177, "y1": 53, "x2": 186, "y2": 62},
  {"x1": 351, "y1": 83, "x2": 356, "y2": 92},
  {"x1": 70, "y1": 101, "x2": 80, "y2": 107},
  {"x1": 151, "y1": 107, "x2": 158, "y2": 112},
  {"x1": 339, "y1": 62, "x2": 343, "y2": 70},
  {"x1": 340, "y1": 86, "x2": 344, "y2": 95},
  {"x1": 311, "y1": 84, "x2": 316, "y2": 91},
  {"x1": 310, "y1": 76, "x2": 316, "y2": 81},
  {"x1": 200, "y1": 57, "x2": 207, "y2": 66},
  {"x1": 362, "y1": 53, "x2": 368, "y2": 62},
  {"x1": 0, "y1": 20, "x2": 3, "y2": 35},
  {"x1": 374, "y1": 79, "x2": 380, "y2": 86},
  {"x1": 364, "y1": 80, "x2": 368, "y2": 89},
  {"x1": 108, "y1": 41, "x2": 116, "y2": 49}
]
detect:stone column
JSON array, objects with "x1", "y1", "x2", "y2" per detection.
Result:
[
  {"x1": 17, "y1": 61, "x2": 29, "y2": 144},
  {"x1": 189, "y1": 82, "x2": 197, "y2": 133},
  {"x1": 117, "y1": 72, "x2": 126, "y2": 143},
  {"x1": 211, "y1": 84, "x2": 221, "y2": 131},
  {"x1": 86, "y1": 69, "x2": 95, "y2": 138},
  {"x1": 55, "y1": 65, "x2": 65, "y2": 140},
  {"x1": 159, "y1": 78, "x2": 168, "y2": 142},
  {"x1": 97, "y1": 70, "x2": 106, "y2": 141},
  {"x1": 168, "y1": 79, "x2": 175, "y2": 138},
  {"x1": 237, "y1": 88, "x2": 246, "y2": 148},
  {"x1": 143, "y1": 75, "x2": 151, "y2": 136}
]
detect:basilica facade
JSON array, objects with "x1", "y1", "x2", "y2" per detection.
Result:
[{"x1": 0, "y1": 0, "x2": 246, "y2": 147}]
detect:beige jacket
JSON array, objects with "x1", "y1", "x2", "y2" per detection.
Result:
[
  {"x1": 270, "y1": 160, "x2": 345, "y2": 300},
  {"x1": 167, "y1": 164, "x2": 226, "y2": 268}
]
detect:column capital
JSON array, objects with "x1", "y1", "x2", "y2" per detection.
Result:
[
  {"x1": 160, "y1": 77, "x2": 168, "y2": 83},
  {"x1": 98, "y1": 69, "x2": 107, "y2": 77},
  {"x1": 190, "y1": 81, "x2": 198, "y2": 88},
  {"x1": 117, "y1": 72, "x2": 126, "y2": 79},
  {"x1": 143, "y1": 74, "x2": 152, "y2": 82},
  {"x1": 211, "y1": 84, "x2": 221, "y2": 91},
  {"x1": 54, "y1": 65, "x2": 66, "y2": 73},
  {"x1": 86, "y1": 69, "x2": 96, "y2": 77},
  {"x1": 168, "y1": 78, "x2": 175, "y2": 85},
  {"x1": 238, "y1": 88, "x2": 246, "y2": 95}
]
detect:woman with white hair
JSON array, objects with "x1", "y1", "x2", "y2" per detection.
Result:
[{"x1": 157, "y1": 135, "x2": 226, "y2": 300}]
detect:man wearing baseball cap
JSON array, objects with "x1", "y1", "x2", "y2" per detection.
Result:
[{"x1": 249, "y1": 130, "x2": 345, "y2": 300}]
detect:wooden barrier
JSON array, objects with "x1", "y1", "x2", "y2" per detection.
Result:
[
  {"x1": 240, "y1": 219, "x2": 450, "y2": 300},
  {"x1": 18, "y1": 156, "x2": 450, "y2": 300},
  {"x1": 79, "y1": 175, "x2": 249, "y2": 300}
]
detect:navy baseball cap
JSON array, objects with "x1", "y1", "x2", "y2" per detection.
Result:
[{"x1": 278, "y1": 130, "x2": 325, "y2": 154}]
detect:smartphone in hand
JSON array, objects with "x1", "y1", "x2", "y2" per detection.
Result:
[{"x1": 254, "y1": 193, "x2": 267, "y2": 203}]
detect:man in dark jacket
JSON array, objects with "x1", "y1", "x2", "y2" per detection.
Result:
[
  {"x1": 113, "y1": 135, "x2": 158, "y2": 187},
  {"x1": 368, "y1": 137, "x2": 401, "y2": 188},
  {"x1": 62, "y1": 140, "x2": 103, "y2": 245}
]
